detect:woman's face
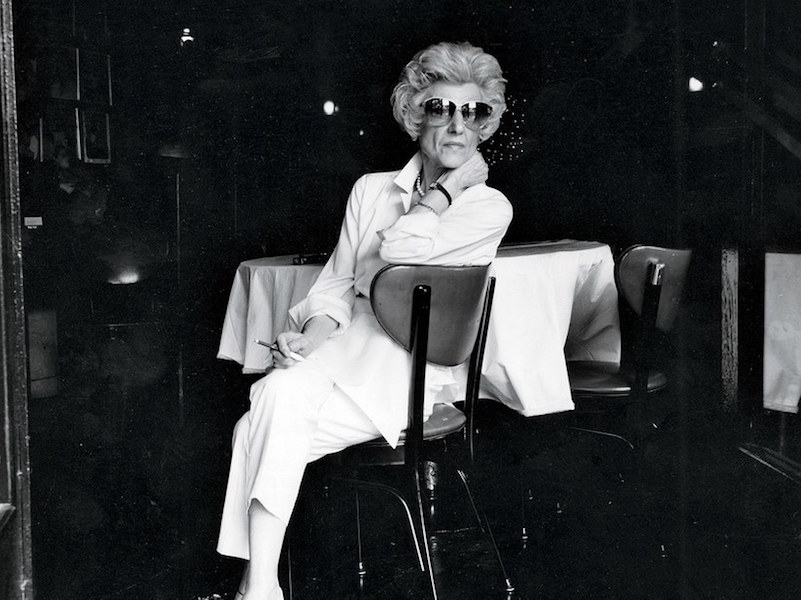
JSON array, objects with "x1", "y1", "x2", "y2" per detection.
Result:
[{"x1": 418, "y1": 81, "x2": 484, "y2": 171}]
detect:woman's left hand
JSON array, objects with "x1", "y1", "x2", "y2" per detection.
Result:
[{"x1": 439, "y1": 152, "x2": 489, "y2": 200}]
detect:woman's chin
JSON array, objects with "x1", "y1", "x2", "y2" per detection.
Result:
[{"x1": 437, "y1": 155, "x2": 469, "y2": 169}]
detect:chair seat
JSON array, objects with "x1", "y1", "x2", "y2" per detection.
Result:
[
  {"x1": 567, "y1": 361, "x2": 668, "y2": 397},
  {"x1": 345, "y1": 403, "x2": 466, "y2": 467},
  {"x1": 363, "y1": 403, "x2": 467, "y2": 448}
]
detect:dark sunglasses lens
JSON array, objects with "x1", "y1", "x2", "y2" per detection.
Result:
[
  {"x1": 424, "y1": 98, "x2": 453, "y2": 125},
  {"x1": 423, "y1": 99, "x2": 492, "y2": 129},
  {"x1": 463, "y1": 103, "x2": 492, "y2": 128}
]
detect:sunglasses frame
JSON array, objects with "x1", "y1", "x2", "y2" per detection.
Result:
[{"x1": 420, "y1": 97, "x2": 493, "y2": 130}]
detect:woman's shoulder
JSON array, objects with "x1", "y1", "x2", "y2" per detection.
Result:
[
  {"x1": 355, "y1": 168, "x2": 403, "y2": 186},
  {"x1": 461, "y1": 184, "x2": 513, "y2": 213}
]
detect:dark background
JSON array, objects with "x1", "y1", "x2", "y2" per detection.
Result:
[{"x1": 10, "y1": 0, "x2": 801, "y2": 598}]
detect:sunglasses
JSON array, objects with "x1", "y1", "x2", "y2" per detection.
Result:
[{"x1": 421, "y1": 97, "x2": 492, "y2": 130}]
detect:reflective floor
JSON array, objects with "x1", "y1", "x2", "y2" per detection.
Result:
[{"x1": 29, "y1": 343, "x2": 801, "y2": 599}]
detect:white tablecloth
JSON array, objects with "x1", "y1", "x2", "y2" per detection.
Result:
[
  {"x1": 764, "y1": 252, "x2": 801, "y2": 413},
  {"x1": 217, "y1": 240, "x2": 621, "y2": 416}
]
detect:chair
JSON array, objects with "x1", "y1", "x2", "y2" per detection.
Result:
[
  {"x1": 505, "y1": 245, "x2": 692, "y2": 549},
  {"x1": 567, "y1": 244, "x2": 693, "y2": 445},
  {"x1": 330, "y1": 263, "x2": 513, "y2": 598}
]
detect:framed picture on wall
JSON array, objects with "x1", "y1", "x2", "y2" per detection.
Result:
[
  {"x1": 42, "y1": 104, "x2": 80, "y2": 163},
  {"x1": 44, "y1": 46, "x2": 78, "y2": 101},
  {"x1": 80, "y1": 109, "x2": 111, "y2": 164},
  {"x1": 78, "y1": 49, "x2": 112, "y2": 105}
]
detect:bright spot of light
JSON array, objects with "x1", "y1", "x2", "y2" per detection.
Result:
[
  {"x1": 688, "y1": 77, "x2": 704, "y2": 92},
  {"x1": 108, "y1": 268, "x2": 141, "y2": 285},
  {"x1": 359, "y1": 129, "x2": 364, "y2": 136},
  {"x1": 181, "y1": 27, "x2": 195, "y2": 46},
  {"x1": 323, "y1": 100, "x2": 338, "y2": 116}
]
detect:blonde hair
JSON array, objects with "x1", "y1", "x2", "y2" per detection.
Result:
[{"x1": 391, "y1": 41, "x2": 507, "y2": 141}]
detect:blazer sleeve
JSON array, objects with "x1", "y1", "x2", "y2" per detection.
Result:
[{"x1": 378, "y1": 185, "x2": 513, "y2": 265}]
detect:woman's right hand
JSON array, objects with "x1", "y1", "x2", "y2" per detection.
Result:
[
  {"x1": 271, "y1": 315, "x2": 338, "y2": 368},
  {"x1": 439, "y1": 152, "x2": 489, "y2": 199},
  {"x1": 271, "y1": 331, "x2": 308, "y2": 368}
]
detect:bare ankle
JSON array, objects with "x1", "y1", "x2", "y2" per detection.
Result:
[{"x1": 240, "y1": 582, "x2": 282, "y2": 600}]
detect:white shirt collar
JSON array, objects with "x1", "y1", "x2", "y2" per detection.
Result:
[{"x1": 393, "y1": 152, "x2": 423, "y2": 212}]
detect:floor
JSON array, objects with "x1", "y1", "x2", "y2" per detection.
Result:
[
  {"x1": 27, "y1": 314, "x2": 801, "y2": 600},
  {"x1": 21, "y1": 258, "x2": 801, "y2": 600}
]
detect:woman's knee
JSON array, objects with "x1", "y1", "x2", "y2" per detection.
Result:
[{"x1": 248, "y1": 367, "x2": 330, "y2": 417}]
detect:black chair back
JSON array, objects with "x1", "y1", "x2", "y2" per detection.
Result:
[
  {"x1": 615, "y1": 245, "x2": 692, "y2": 398},
  {"x1": 370, "y1": 264, "x2": 491, "y2": 366},
  {"x1": 616, "y1": 245, "x2": 692, "y2": 332}
]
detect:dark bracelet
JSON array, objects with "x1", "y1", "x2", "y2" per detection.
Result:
[{"x1": 429, "y1": 182, "x2": 452, "y2": 206}]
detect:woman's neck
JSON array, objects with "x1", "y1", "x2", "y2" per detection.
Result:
[{"x1": 419, "y1": 161, "x2": 445, "y2": 189}]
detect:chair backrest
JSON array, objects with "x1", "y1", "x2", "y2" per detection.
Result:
[
  {"x1": 370, "y1": 264, "x2": 491, "y2": 367},
  {"x1": 615, "y1": 245, "x2": 692, "y2": 332}
]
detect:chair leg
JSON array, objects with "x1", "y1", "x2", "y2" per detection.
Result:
[
  {"x1": 455, "y1": 468, "x2": 485, "y2": 530},
  {"x1": 334, "y1": 476, "x2": 426, "y2": 572},
  {"x1": 520, "y1": 481, "x2": 530, "y2": 547},
  {"x1": 284, "y1": 536, "x2": 294, "y2": 600},
  {"x1": 457, "y1": 468, "x2": 515, "y2": 594},
  {"x1": 355, "y1": 490, "x2": 367, "y2": 579},
  {"x1": 412, "y1": 467, "x2": 439, "y2": 600}
]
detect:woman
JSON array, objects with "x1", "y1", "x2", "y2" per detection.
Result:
[{"x1": 218, "y1": 41, "x2": 513, "y2": 600}]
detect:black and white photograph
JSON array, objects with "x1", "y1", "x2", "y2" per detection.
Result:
[{"x1": 3, "y1": 1, "x2": 801, "y2": 600}]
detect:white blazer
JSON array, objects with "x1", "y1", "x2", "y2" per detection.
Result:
[{"x1": 287, "y1": 153, "x2": 513, "y2": 447}]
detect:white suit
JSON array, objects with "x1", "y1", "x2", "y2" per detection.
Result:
[{"x1": 217, "y1": 153, "x2": 512, "y2": 559}]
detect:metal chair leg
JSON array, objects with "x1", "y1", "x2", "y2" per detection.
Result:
[
  {"x1": 521, "y1": 482, "x2": 530, "y2": 547},
  {"x1": 334, "y1": 476, "x2": 426, "y2": 571},
  {"x1": 412, "y1": 468, "x2": 439, "y2": 600},
  {"x1": 355, "y1": 490, "x2": 366, "y2": 579},
  {"x1": 284, "y1": 536, "x2": 294, "y2": 600},
  {"x1": 455, "y1": 468, "x2": 486, "y2": 530},
  {"x1": 457, "y1": 468, "x2": 514, "y2": 593}
]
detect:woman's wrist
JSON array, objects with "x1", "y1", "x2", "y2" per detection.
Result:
[
  {"x1": 301, "y1": 315, "x2": 338, "y2": 349},
  {"x1": 412, "y1": 190, "x2": 448, "y2": 215},
  {"x1": 436, "y1": 176, "x2": 463, "y2": 202},
  {"x1": 428, "y1": 182, "x2": 452, "y2": 205}
]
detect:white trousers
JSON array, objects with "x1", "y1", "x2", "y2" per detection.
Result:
[{"x1": 217, "y1": 363, "x2": 382, "y2": 560}]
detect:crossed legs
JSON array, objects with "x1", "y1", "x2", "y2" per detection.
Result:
[{"x1": 219, "y1": 364, "x2": 382, "y2": 599}]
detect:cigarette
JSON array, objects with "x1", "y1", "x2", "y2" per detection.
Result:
[{"x1": 254, "y1": 339, "x2": 305, "y2": 362}]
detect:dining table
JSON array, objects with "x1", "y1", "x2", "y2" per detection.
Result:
[{"x1": 217, "y1": 239, "x2": 622, "y2": 416}]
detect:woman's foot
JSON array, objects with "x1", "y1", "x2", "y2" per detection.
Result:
[{"x1": 240, "y1": 584, "x2": 283, "y2": 600}]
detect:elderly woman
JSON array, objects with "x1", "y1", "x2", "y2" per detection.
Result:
[{"x1": 218, "y1": 41, "x2": 512, "y2": 600}]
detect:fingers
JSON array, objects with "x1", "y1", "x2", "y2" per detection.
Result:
[
  {"x1": 272, "y1": 332, "x2": 307, "y2": 366},
  {"x1": 457, "y1": 153, "x2": 488, "y2": 187}
]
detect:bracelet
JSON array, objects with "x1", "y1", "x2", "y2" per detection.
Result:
[
  {"x1": 414, "y1": 201, "x2": 440, "y2": 216},
  {"x1": 429, "y1": 182, "x2": 452, "y2": 206}
]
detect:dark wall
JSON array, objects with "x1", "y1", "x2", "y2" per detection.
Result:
[{"x1": 100, "y1": 0, "x2": 684, "y2": 261}]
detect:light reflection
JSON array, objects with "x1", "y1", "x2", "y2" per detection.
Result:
[
  {"x1": 180, "y1": 27, "x2": 195, "y2": 46},
  {"x1": 108, "y1": 268, "x2": 142, "y2": 285},
  {"x1": 688, "y1": 77, "x2": 704, "y2": 92},
  {"x1": 323, "y1": 100, "x2": 338, "y2": 116}
]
